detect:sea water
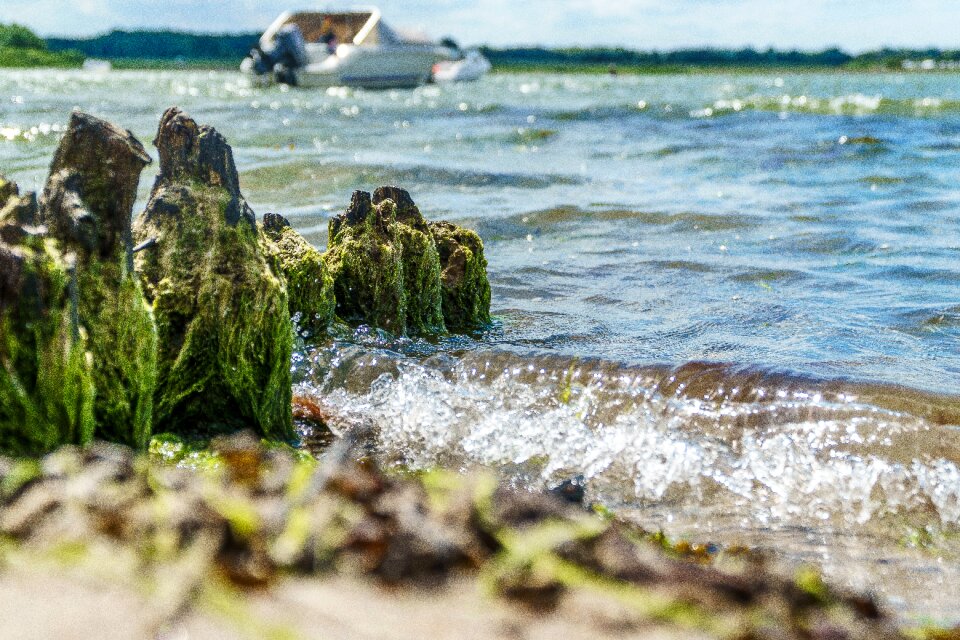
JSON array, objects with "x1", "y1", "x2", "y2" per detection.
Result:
[{"x1": 2, "y1": 69, "x2": 960, "y2": 622}]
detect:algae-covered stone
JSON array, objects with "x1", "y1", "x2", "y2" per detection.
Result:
[
  {"x1": 0, "y1": 178, "x2": 95, "y2": 456},
  {"x1": 372, "y1": 186, "x2": 445, "y2": 335},
  {"x1": 429, "y1": 220, "x2": 491, "y2": 331},
  {"x1": 324, "y1": 190, "x2": 407, "y2": 335},
  {"x1": 39, "y1": 111, "x2": 157, "y2": 449},
  {"x1": 260, "y1": 212, "x2": 335, "y2": 336},
  {"x1": 0, "y1": 179, "x2": 37, "y2": 230},
  {"x1": 324, "y1": 186, "x2": 490, "y2": 336},
  {"x1": 134, "y1": 107, "x2": 293, "y2": 440}
]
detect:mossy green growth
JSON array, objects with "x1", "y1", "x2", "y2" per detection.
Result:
[
  {"x1": 394, "y1": 220, "x2": 445, "y2": 334},
  {"x1": 372, "y1": 187, "x2": 446, "y2": 335},
  {"x1": 136, "y1": 184, "x2": 293, "y2": 440},
  {"x1": 76, "y1": 262, "x2": 157, "y2": 448},
  {"x1": 134, "y1": 107, "x2": 293, "y2": 441},
  {"x1": 429, "y1": 220, "x2": 492, "y2": 331},
  {"x1": 38, "y1": 110, "x2": 157, "y2": 449},
  {"x1": 324, "y1": 191, "x2": 408, "y2": 335},
  {"x1": 259, "y1": 213, "x2": 335, "y2": 337},
  {"x1": 0, "y1": 187, "x2": 95, "y2": 455},
  {"x1": 324, "y1": 186, "x2": 488, "y2": 337}
]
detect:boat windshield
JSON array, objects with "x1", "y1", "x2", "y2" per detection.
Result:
[{"x1": 273, "y1": 12, "x2": 386, "y2": 46}]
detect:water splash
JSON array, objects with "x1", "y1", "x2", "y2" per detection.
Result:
[
  {"x1": 294, "y1": 342, "x2": 960, "y2": 620},
  {"x1": 297, "y1": 346, "x2": 960, "y2": 528}
]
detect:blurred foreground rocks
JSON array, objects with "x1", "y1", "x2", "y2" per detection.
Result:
[{"x1": 0, "y1": 434, "x2": 906, "y2": 640}]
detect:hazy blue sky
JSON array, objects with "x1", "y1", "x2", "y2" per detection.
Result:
[{"x1": 1, "y1": 0, "x2": 957, "y2": 50}]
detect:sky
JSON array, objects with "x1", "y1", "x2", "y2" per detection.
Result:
[{"x1": 0, "y1": 0, "x2": 957, "y2": 51}]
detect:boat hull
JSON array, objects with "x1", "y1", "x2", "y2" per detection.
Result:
[{"x1": 243, "y1": 43, "x2": 438, "y2": 89}]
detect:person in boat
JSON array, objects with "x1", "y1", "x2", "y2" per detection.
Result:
[{"x1": 321, "y1": 31, "x2": 338, "y2": 54}]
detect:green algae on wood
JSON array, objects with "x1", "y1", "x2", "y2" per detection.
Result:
[
  {"x1": 324, "y1": 186, "x2": 489, "y2": 336},
  {"x1": 260, "y1": 212, "x2": 335, "y2": 337},
  {"x1": 134, "y1": 107, "x2": 293, "y2": 440},
  {"x1": 39, "y1": 111, "x2": 157, "y2": 449},
  {"x1": 372, "y1": 186, "x2": 445, "y2": 335},
  {"x1": 429, "y1": 220, "x2": 492, "y2": 331},
  {"x1": 0, "y1": 178, "x2": 95, "y2": 456},
  {"x1": 325, "y1": 190, "x2": 408, "y2": 335}
]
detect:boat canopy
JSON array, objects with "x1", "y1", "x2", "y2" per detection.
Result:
[{"x1": 260, "y1": 9, "x2": 424, "y2": 47}]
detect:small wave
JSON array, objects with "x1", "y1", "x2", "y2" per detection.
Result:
[
  {"x1": 729, "y1": 268, "x2": 808, "y2": 285},
  {"x1": 779, "y1": 231, "x2": 879, "y2": 256},
  {"x1": 701, "y1": 94, "x2": 960, "y2": 117},
  {"x1": 550, "y1": 103, "x2": 648, "y2": 122},
  {"x1": 858, "y1": 175, "x2": 907, "y2": 185},
  {"x1": 652, "y1": 143, "x2": 704, "y2": 157},
  {"x1": 642, "y1": 260, "x2": 715, "y2": 273},
  {"x1": 509, "y1": 127, "x2": 558, "y2": 145},
  {"x1": 242, "y1": 159, "x2": 581, "y2": 198},
  {"x1": 508, "y1": 206, "x2": 760, "y2": 232},
  {"x1": 295, "y1": 346, "x2": 960, "y2": 530},
  {"x1": 905, "y1": 199, "x2": 953, "y2": 213},
  {"x1": 893, "y1": 306, "x2": 960, "y2": 337},
  {"x1": 873, "y1": 265, "x2": 960, "y2": 283}
]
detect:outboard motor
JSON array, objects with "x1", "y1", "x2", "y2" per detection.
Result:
[
  {"x1": 242, "y1": 23, "x2": 309, "y2": 86},
  {"x1": 273, "y1": 24, "x2": 309, "y2": 69},
  {"x1": 244, "y1": 47, "x2": 272, "y2": 75},
  {"x1": 271, "y1": 24, "x2": 309, "y2": 86}
]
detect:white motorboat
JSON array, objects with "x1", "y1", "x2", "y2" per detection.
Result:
[
  {"x1": 241, "y1": 8, "x2": 444, "y2": 89},
  {"x1": 432, "y1": 49, "x2": 491, "y2": 83}
]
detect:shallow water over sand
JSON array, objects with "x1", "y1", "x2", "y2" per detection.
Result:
[{"x1": 2, "y1": 69, "x2": 960, "y2": 622}]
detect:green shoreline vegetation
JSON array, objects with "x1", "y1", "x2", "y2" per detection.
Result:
[
  {"x1": 0, "y1": 23, "x2": 82, "y2": 68},
  {"x1": 0, "y1": 23, "x2": 955, "y2": 71}
]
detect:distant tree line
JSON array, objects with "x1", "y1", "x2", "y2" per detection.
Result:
[
  {"x1": 846, "y1": 47, "x2": 960, "y2": 68},
  {"x1": 478, "y1": 46, "x2": 855, "y2": 68},
  {"x1": 32, "y1": 28, "x2": 960, "y2": 70},
  {"x1": 47, "y1": 30, "x2": 261, "y2": 61}
]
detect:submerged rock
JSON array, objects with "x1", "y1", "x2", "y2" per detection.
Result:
[
  {"x1": 134, "y1": 107, "x2": 293, "y2": 440},
  {"x1": 325, "y1": 186, "x2": 489, "y2": 336},
  {"x1": 0, "y1": 178, "x2": 95, "y2": 456},
  {"x1": 260, "y1": 212, "x2": 335, "y2": 336},
  {"x1": 39, "y1": 112, "x2": 157, "y2": 449},
  {"x1": 429, "y1": 220, "x2": 491, "y2": 331}
]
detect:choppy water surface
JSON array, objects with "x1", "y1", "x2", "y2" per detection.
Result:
[{"x1": 3, "y1": 69, "x2": 960, "y2": 621}]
